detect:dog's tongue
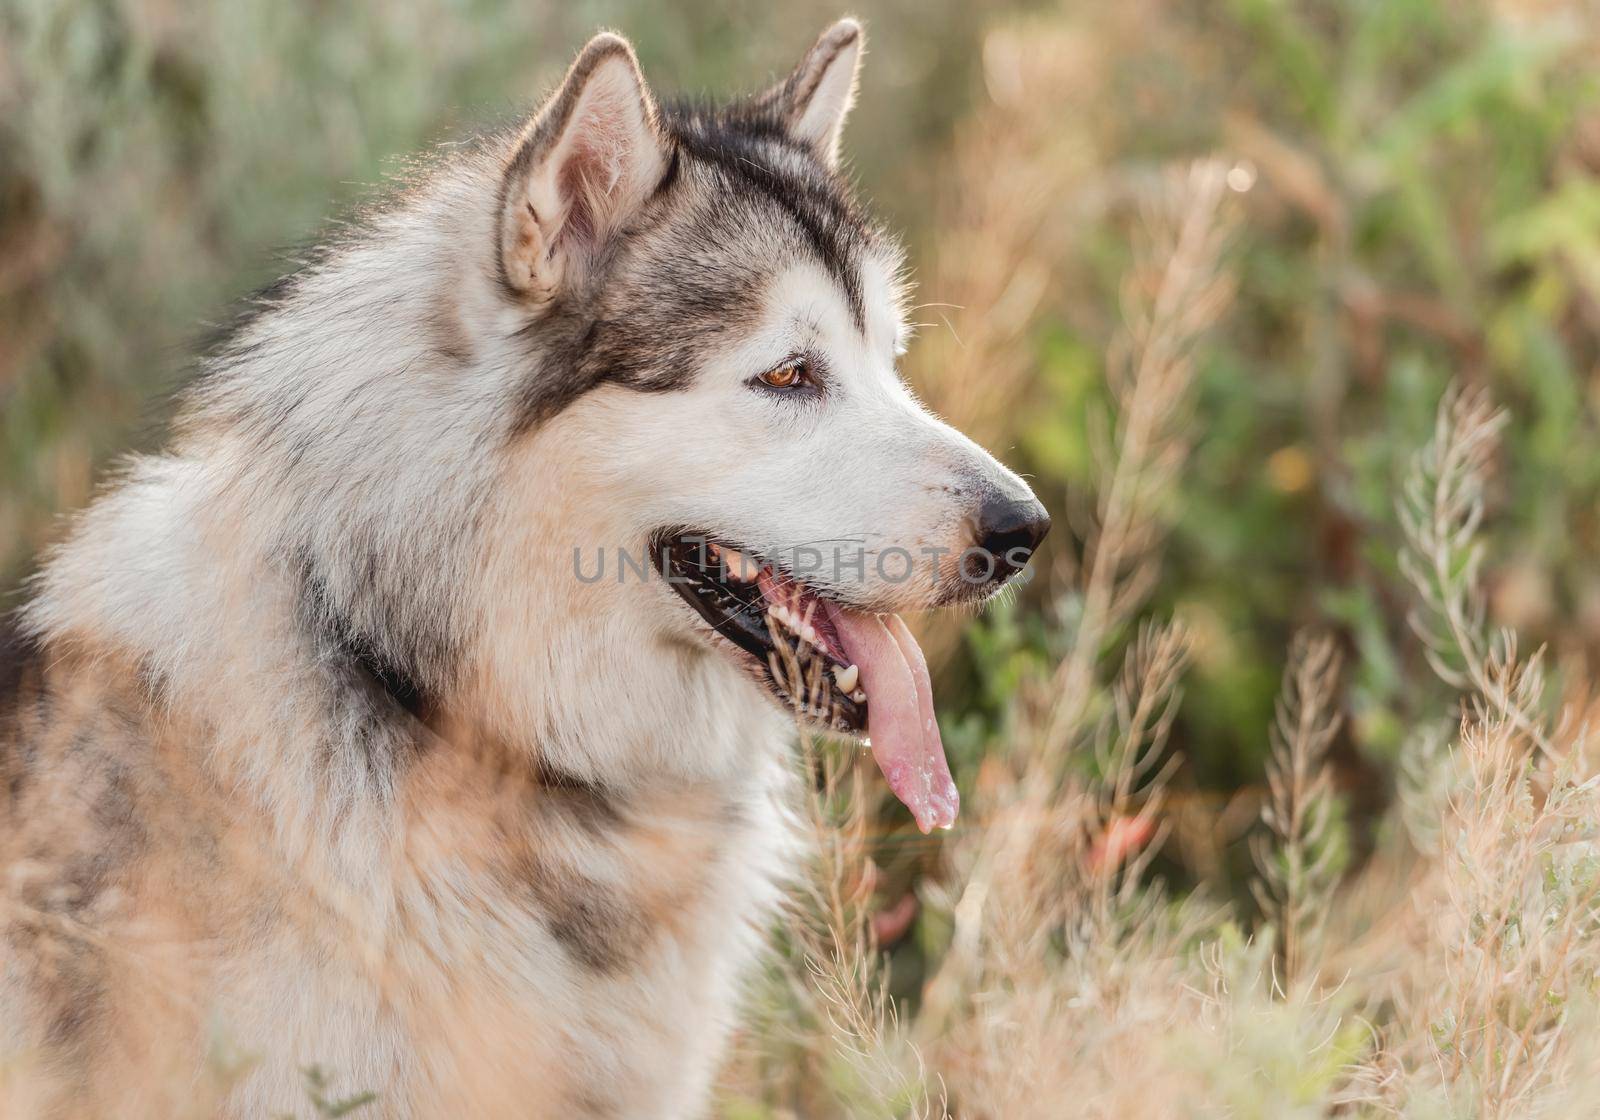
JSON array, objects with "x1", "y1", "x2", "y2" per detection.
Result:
[{"x1": 828, "y1": 609, "x2": 959, "y2": 833}]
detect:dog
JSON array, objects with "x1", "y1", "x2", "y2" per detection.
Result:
[{"x1": 0, "y1": 20, "x2": 1048, "y2": 1117}]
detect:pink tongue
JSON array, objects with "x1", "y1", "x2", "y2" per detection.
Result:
[{"x1": 826, "y1": 610, "x2": 959, "y2": 833}]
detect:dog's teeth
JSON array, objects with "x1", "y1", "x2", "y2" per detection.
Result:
[
  {"x1": 832, "y1": 663, "x2": 858, "y2": 693},
  {"x1": 765, "y1": 602, "x2": 830, "y2": 655},
  {"x1": 851, "y1": 688, "x2": 866, "y2": 703}
]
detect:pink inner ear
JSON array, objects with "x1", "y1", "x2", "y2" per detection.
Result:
[
  {"x1": 557, "y1": 149, "x2": 600, "y2": 251},
  {"x1": 554, "y1": 103, "x2": 634, "y2": 256}
]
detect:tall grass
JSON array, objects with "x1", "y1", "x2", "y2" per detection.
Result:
[
  {"x1": 724, "y1": 3, "x2": 1600, "y2": 1112},
  {"x1": 1251, "y1": 630, "x2": 1344, "y2": 988}
]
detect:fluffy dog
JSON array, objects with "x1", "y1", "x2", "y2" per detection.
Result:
[{"x1": 0, "y1": 20, "x2": 1047, "y2": 1117}]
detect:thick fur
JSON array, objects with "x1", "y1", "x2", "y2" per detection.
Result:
[{"x1": 0, "y1": 21, "x2": 1039, "y2": 1118}]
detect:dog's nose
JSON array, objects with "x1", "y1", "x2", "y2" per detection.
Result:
[{"x1": 970, "y1": 492, "x2": 1051, "y2": 584}]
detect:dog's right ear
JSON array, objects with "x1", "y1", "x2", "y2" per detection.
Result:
[{"x1": 499, "y1": 33, "x2": 669, "y2": 302}]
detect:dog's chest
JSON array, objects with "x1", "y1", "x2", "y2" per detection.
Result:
[{"x1": 373, "y1": 745, "x2": 797, "y2": 1117}]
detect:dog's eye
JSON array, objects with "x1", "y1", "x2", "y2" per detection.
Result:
[{"x1": 756, "y1": 361, "x2": 807, "y2": 390}]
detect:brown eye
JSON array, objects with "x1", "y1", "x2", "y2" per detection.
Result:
[{"x1": 758, "y1": 362, "x2": 805, "y2": 390}]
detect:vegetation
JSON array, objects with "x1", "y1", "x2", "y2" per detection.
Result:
[{"x1": 7, "y1": 0, "x2": 1600, "y2": 1115}]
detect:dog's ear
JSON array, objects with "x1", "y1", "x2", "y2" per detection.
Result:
[
  {"x1": 768, "y1": 19, "x2": 864, "y2": 170},
  {"x1": 500, "y1": 33, "x2": 669, "y2": 301}
]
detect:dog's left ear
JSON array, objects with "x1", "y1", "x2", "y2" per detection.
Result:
[
  {"x1": 768, "y1": 19, "x2": 864, "y2": 169},
  {"x1": 500, "y1": 33, "x2": 670, "y2": 302}
]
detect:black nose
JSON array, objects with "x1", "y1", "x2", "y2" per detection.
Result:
[{"x1": 969, "y1": 493, "x2": 1051, "y2": 585}]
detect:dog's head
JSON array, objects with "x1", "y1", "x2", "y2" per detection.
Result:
[
  {"x1": 478, "y1": 23, "x2": 1048, "y2": 830},
  {"x1": 184, "y1": 23, "x2": 1046, "y2": 830}
]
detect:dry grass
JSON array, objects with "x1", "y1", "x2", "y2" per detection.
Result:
[
  {"x1": 1252, "y1": 630, "x2": 1344, "y2": 989},
  {"x1": 724, "y1": 11, "x2": 1600, "y2": 1111}
]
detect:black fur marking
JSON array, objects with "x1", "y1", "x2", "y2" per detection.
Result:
[
  {"x1": 297, "y1": 559, "x2": 433, "y2": 790},
  {"x1": 506, "y1": 309, "x2": 617, "y2": 435},
  {"x1": 519, "y1": 858, "x2": 649, "y2": 975},
  {"x1": 530, "y1": 760, "x2": 625, "y2": 834},
  {"x1": 664, "y1": 103, "x2": 868, "y2": 330},
  {"x1": 652, "y1": 142, "x2": 682, "y2": 199},
  {"x1": 344, "y1": 635, "x2": 430, "y2": 721}
]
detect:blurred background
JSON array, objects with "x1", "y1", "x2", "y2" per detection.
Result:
[{"x1": 6, "y1": 0, "x2": 1600, "y2": 1114}]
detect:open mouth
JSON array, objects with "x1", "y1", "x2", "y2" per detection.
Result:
[{"x1": 654, "y1": 530, "x2": 959, "y2": 833}]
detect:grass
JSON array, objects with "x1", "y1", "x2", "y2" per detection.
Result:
[{"x1": 722, "y1": 3, "x2": 1600, "y2": 1112}]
